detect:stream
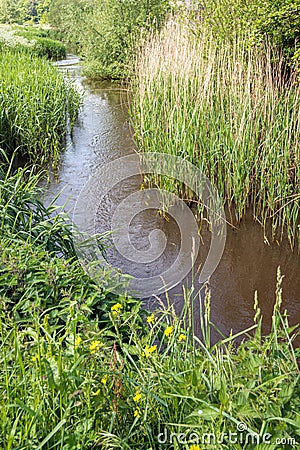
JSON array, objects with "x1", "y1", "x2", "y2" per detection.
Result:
[{"x1": 43, "y1": 56, "x2": 300, "y2": 343}]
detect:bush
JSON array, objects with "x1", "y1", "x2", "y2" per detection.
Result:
[
  {"x1": 15, "y1": 27, "x2": 66, "y2": 59},
  {"x1": 31, "y1": 36, "x2": 66, "y2": 59},
  {"x1": 0, "y1": 25, "x2": 66, "y2": 60},
  {"x1": 47, "y1": 0, "x2": 170, "y2": 79}
]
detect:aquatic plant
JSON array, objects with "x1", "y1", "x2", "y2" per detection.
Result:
[
  {"x1": 0, "y1": 163, "x2": 76, "y2": 257},
  {"x1": 0, "y1": 49, "x2": 81, "y2": 170},
  {"x1": 131, "y1": 19, "x2": 300, "y2": 249}
]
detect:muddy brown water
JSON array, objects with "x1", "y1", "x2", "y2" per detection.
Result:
[{"x1": 44, "y1": 56, "x2": 300, "y2": 344}]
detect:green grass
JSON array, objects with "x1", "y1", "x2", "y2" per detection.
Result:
[
  {"x1": 0, "y1": 24, "x2": 66, "y2": 59},
  {"x1": 0, "y1": 258, "x2": 299, "y2": 449},
  {"x1": 0, "y1": 10, "x2": 298, "y2": 449},
  {"x1": 131, "y1": 20, "x2": 300, "y2": 249},
  {"x1": 0, "y1": 164, "x2": 76, "y2": 258},
  {"x1": 0, "y1": 49, "x2": 81, "y2": 170},
  {"x1": 14, "y1": 27, "x2": 66, "y2": 59},
  {"x1": 0, "y1": 161, "x2": 298, "y2": 450}
]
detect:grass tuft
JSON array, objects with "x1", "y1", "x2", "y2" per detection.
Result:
[{"x1": 0, "y1": 49, "x2": 81, "y2": 170}]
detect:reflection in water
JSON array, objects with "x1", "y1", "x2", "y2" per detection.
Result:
[{"x1": 44, "y1": 56, "x2": 300, "y2": 343}]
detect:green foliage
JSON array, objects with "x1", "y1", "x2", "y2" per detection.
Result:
[
  {"x1": 0, "y1": 49, "x2": 81, "y2": 169},
  {"x1": 191, "y1": 1, "x2": 300, "y2": 65},
  {"x1": 254, "y1": 1, "x2": 300, "y2": 48},
  {"x1": 0, "y1": 25, "x2": 66, "y2": 59},
  {"x1": 0, "y1": 164, "x2": 137, "y2": 326},
  {"x1": 0, "y1": 0, "x2": 50, "y2": 24},
  {"x1": 0, "y1": 166, "x2": 76, "y2": 258},
  {"x1": 132, "y1": 20, "x2": 300, "y2": 249},
  {"x1": 15, "y1": 27, "x2": 66, "y2": 58},
  {"x1": 31, "y1": 36, "x2": 66, "y2": 59},
  {"x1": 47, "y1": 0, "x2": 170, "y2": 79},
  {"x1": 0, "y1": 264, "x2": 298, "y2": 448}
]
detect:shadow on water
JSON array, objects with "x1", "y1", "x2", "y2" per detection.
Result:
[{"x1": 44, "y1": 56, "x2": 300, "y2": 344}]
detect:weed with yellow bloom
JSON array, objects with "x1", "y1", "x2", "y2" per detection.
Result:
[
  {"x1": 147, "y1": 313, "x2": 155, "y2": 324},
  {"x1": 164, "y1": 326, "x2": 173, "y2": 337},
  {"x1": 89, "y1": 340, "x2": 101, "y2": 354},
  {"x1": 111, "y1": 303, "x2": 123, "y2": 315},
  {"x1": 75, "y1": 336, "x2": 82, "y2": 348},
  {"x1": 142, "y1": 344, "x2": 157, "y2": 357}
]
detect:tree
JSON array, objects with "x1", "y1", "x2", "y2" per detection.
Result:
[{"x1": 0, "y1": 0, "x2": 51, "y2": 24}]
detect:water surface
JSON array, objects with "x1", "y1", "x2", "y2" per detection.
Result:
[{"x1": 44, "y1": 56, "x2": 300, "y2": 343}]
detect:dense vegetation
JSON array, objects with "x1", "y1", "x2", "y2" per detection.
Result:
[
  {"x1": 45, "y1": 0, "x2": 300, "y2": 79},
  {"x1": 0, "y1": 1, "x2": 299, "y2": 449},
  {"x1": 0, "y1": 25, "x2": 66, "y2": 59},
  {"x1": 0, "y1": 48, "x2": 80, "y2": 169},
  {"x1": 0, "y1": 0, "x2": 50, "y2": 24},
  {"x1": 1, "y1": 283, "x2": 299, "y2": 448},
  {"x1": 15, "y1": 26, "x2": 66, "y2": 59},
  {"x1": 45, "y1": 0, "x2": 170, "y2": 79},
  {"x1": 197, "y1": 0, "x2": 300, "y2": 63},
  {"x1": 132, "y1": 20, "x2": 300, "y2": 249},
  {"x1": 0, "y1": 172, "x2": 298, "y2": 447},
  {"x1": 2, "y1": 1, "x2": 300, "y2": 79}
]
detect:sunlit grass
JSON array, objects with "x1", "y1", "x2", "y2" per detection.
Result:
[
  {"x1": 0, "y1": 265, "x2": 298, "y2": 448},
  {"x1": 0, "y1": 49, "x2": 81, "y2": 170},
  {"x1": 0, "y1": 24, "x2": 66, "y2": 59}
]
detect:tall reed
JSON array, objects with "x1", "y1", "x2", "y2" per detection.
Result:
[
  {"x1": 0, "y1": 49, "x2": 81, "y2": 170},
  {"x1": 131, "y1": 19, "x2": 300, "y2": 249}
]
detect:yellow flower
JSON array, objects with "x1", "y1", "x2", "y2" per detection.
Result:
[
  {"x1": 142, "y1": 344, "x2": 157, "y2": 357},
  {"x1": 134, "y1": 408, "x2": 141, "y2": 418},
  {"x1": 31, "y1": 355, "x2": 38, "y2": 362},
  {"x1": 93, "y1": 389, "x2": 100, "y2": 396},
  {"x1": 111, "y1": 303, "x2": 123, "y2": 315},
  {"x1": 190, "y1": 445, "x2": 200, "y2": 450},
  {"x1": 164, "y1": 326, "x2": 173, "y2": 337},
  {"x1": 178, "y1": 333, "x2": 186, "y2": 342},
  {"x1": 101, "y1": 374, "x2": 108, "y2": 385},
  {"x1": 89, "y1": 340, "x2": 101, "y2": 354},
  {"x1": 75, "y1": 336, "x2": 82, "y2": 348},
  {"x1": 147, "y1": 313, "x2": 155, "y2": 324},
  {"x1": 133, "y1": 391, "x2": 142, "y2": 403}
]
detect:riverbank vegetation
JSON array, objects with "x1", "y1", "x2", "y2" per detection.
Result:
[
  {"x1": 0, "y1": 1, "x2": 299, "y2": 449},
  {"x1": 0, "y1": 48, "x2": 80, "y2": 169},
  {"x1": 44, "y1": 0, "x2": 171, "y2": 79},
  {"x1": 132, "y1": 19, "x2": 300, "y2": 249},
  {"x1": 0, "y1": 0, "x2": 50, "y2": 24},
  {"x1": 0, "y1": 25, "x2": 66, "y2": 59},
  {"x1": 44, "y1": 0, "x2": 300, "y2": 79},
  {"x1": 0, "y1": 173, "x2": 299, "y2": 447}
]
